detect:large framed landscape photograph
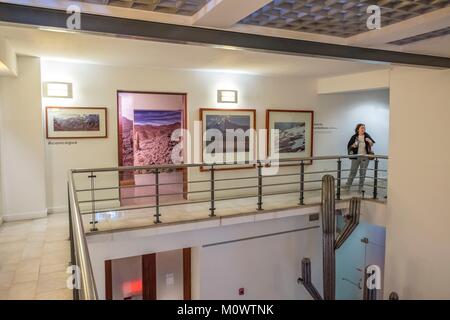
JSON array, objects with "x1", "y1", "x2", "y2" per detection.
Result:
[
  {"x1": 132, "y1": 109, "x2": 182, "y2": 166},
  {"x1": 200, "y1": 108, "x2": 256, "y2": 170},
  {"x1": 266, "y1": 109, "x2": 314, "y2": 164},
  {"x1": 46, "y1": 107, "x2": 107, "y2": 139}
]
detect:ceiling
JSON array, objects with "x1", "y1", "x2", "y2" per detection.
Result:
[
  {"x1": 5, "y1": 0, "x2": 447, "y2": 58},
  {"x1": 240, "y1": 0, "x2": 450, "y2": 38},
  {"x1": 0, "y1": 24, "x2": 387, "y2": 77},
  {"x1": 78, "y1": 0, "x2": 211, "y2": 15}
]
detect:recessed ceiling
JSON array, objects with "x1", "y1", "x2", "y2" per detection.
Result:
[
  {"x1": 76, "y1": 0, "x2": 211, "y2": 15},
  {"x1": 0, "y1": 25, "x2": 388, "y2": 77},
  {"x1": 240, "y1": 0, "x2": 450, "y2": 38}
]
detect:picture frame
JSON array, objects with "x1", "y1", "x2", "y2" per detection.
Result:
[
  {"x1": 46, "y1": 107, "x2": 107, "y2": 139},
  {"x1": 266, "y1": 109, "x2": 314, "y2": 165},
  {"x1": 200, "y1": 108, "x2": 256, "y2": 170}
]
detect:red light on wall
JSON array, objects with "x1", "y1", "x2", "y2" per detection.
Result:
[
  {"x1": 122, "y1": 279, "x2": 142, "y2": 297},
  {"x1": 239, "y1": 288, "x2": 245, "y2": 296}
]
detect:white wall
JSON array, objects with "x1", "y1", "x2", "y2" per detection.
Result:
[
  {"x1": 87, "y1": 212, "x2": 322, "y2": 300},
  {"x1": 0, "y1": 56, "x2": 47, "y2": 221},
  {"x1": 198, "y1": 227, "x2": 321, "y2": 300},
  {"x1": 41, "y1": 60, "x2": 390, "y2": 212},
  {"x1": 384, "y1": 67, "x2": 450, "y2": 299},
  {"x1": 0, "y1": 81, "x2": 3, "y2": 224},
  {"x1": 316, "y1": 89, "x2": 389, "y2": 156},
  {"x1": 0, "y1": 37, "x2": 17, "y2": 77}
]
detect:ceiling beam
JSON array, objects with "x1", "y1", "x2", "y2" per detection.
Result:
[
  {"x1": 192, "y1": 0, "x2": 272, "y2": 28},
  {"x1": 0, "y1": 3, "x2": 449, "y2": 68}
]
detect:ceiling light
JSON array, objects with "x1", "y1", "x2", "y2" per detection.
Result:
[
  {"x1": 43, "y1": 82, "x2": 73, "y2": 98},
  {"x1": 218, "y1": 90, "x2": 238, "y2": 104}
]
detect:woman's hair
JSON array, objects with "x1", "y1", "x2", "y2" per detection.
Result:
[{"x1": 355, "y1": 123, "x2": 366, "y2": 134}]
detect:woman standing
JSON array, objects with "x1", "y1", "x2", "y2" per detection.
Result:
[{"x1": 345, "y1": 123, "x2": 375, "y2": 192}]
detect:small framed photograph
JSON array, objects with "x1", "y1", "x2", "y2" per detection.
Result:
[
  {"x1": 266, "y1": 109, "x2": 314, "y2": 164},
  {"x1": 200, "y1": 108, "x2": 256, "y2": 170},
  {"x1": 46, "y1": 107, "x2": 107, "y2": 139}
]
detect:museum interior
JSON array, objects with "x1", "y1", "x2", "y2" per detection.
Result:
[{"x1": 0, "y1": 0, "x2": 449, "y2": 301}]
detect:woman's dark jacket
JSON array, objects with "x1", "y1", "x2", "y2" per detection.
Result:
[{"x1": 347, "y1": 133, "x2": 375, "y2": 159}]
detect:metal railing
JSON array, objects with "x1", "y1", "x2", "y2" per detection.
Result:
[
  {"x1": 67, "y1": 154, "x2": 388, "y2": 300},
  {"x1": 68, "y1": 173, "x2": 99, "y2": 300}
]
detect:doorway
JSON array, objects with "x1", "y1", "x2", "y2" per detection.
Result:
[
  {"x1": 117, "y1": 91, "x2": 188, "y2": 205},
  {"x1": 105, "y1": 248, "x2": 191, "y2": 300}
]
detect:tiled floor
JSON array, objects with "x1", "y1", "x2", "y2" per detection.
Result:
[{"x1": 0, "y1": 213, "x2": 72, "y2": 300}]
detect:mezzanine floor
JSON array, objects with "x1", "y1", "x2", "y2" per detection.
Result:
[{"x1": 81, "y1": 188, "x2": 385, "y2": 234}]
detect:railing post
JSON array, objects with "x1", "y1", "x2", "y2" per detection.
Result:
[
  {"x1": 336, "y1": 158, "x2": 342, "y2": 200},
  {"x1": 299, "y1": 160, "x2": 305, "y2": 205},
  {"x1": 209, "y1": 165, "x2": 216, "y2": 217},
  {"x1": 68, "y1": 182, "x2": 78, "y2": 300},
  {"x1": 373, "y1": 158, "x2": 379, "y2": 199},
  {"x1": 154, "y1": 169, "x2": 161, "y2": 224},
  {"x1": 257, "y1": 161, "x2": 263, "y2": 211},
  {"x1": 88, "y1": 172, "x2": 98, "y2": 232}
]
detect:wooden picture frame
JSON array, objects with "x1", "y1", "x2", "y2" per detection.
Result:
[
  {"x1": 266, "y1": 109, "x2": 314, "y2": 165},
  {"x1": 45, "y1": 107, "x2": 107, "y2": 139},
  {"x1": 200, "y1": 108, "x2": 256, "y2": 171}
]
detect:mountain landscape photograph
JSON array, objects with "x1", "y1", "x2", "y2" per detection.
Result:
[
  {"x1": 53, "y1": 113, "x2": 100, "y2": 131},
  {"x1": 205, "y1": 115, "x2": 251, "y2": 153},
  {"x1": 274, "y1": 121, "x2": 306, "y2": 153},
  {"x1": 133, "y1": 110, "x2": 182, "y2": 166}
]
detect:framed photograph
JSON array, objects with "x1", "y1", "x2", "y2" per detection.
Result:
[
  {"x1": 46, "y1": 107, "x2": 107, "y2": 139},
  {"x1": 266, "y1": 109, "x2": 314, "y2": 164},
  {"x1": 200, "y1": 108, "x2": 256, "y2": 170}
]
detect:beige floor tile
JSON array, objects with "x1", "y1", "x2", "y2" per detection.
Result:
[
  {"x1": 35, "y1": 288, "x2": 73, "y2": 300},
  {"x1": 45, "y1": 233, "x2": 69, "y2": 242},
  {"x1": 27, "y1": 233, "x2": 46, "y2": 242},
  {"x1": 13, "y1": 259, "x2": 40, "y2": 284},
  {"x1": 7, "y1": 281, "x2": 37, "y2": 300},
  {"x1": 0, "y1": 290, "x2": 8, "y2": 300},
  {"x1": 0, "y1": 271, "x2": 15, "y2": 290},
  {"x1": 0, "y1": 262, "x2": 19, "y2": 273},
  {"x1": 40, "y1": 252, "x2": 70, "y2": 267},
  {"x1": 0, "y1": 234, "x2": 28, "y2": 244},
  {"x1": 40, "y1": 263, "x2": 68, "y2": 275},
  {"x1": 0, "y1": 241, "x2": 26, "y2": 254},
  {"x1": 36, "y1": 271, "x2": 69, "y2": 294},
  {"x1": 0, "y1": 251, "x2": 23, "y2": 265},
  {"x1": 22, "y1": 245, "x2": 44, "y2": 260},
  {"x1": 43, "y1": 241, "x2": 69, "y2": 254}
]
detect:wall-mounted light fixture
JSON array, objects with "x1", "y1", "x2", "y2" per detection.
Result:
[
  {"x1": 43, "y1": 82, "x2": 73, "y2": 98},
  {"x1": 217, "y1": 90, "x2": 238, "y2": 104}
]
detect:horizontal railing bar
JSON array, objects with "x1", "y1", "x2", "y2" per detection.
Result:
[
  {"x1": 80, "y1": 185, "x2": 336, "y2": 215},
  {"x1": 79, "y1": 198, "x2": 119, "y2": 204},
  {"x1": 81, "y1": 175, "x2": 362, "y2": 204},
  {"x1": 71, "y1": 155, "x2": 388, "y2": 174}
]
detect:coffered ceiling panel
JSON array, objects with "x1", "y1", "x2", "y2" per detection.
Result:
[
  {"x1": 240, "y1": 0, "x2": 450, "y2": 38},
  {"x1": 79, "y1": 0, "x2": 211, "y2": 16}
]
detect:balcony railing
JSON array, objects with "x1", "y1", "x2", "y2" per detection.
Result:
[{"x1": 67, "y1": 154, "x2": 388, "y2": 300}]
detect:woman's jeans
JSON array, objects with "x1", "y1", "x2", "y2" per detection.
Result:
[{"x1": 346, "y1": 158, "x2": 369, "y2": 191}]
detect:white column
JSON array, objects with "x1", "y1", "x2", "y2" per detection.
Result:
[
  {"x1": 0, "y1": 56, "x2": 47, "y2": 221},
  {"x1": 385, "y1": 66, "x2": 450, "y2": 299}
]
